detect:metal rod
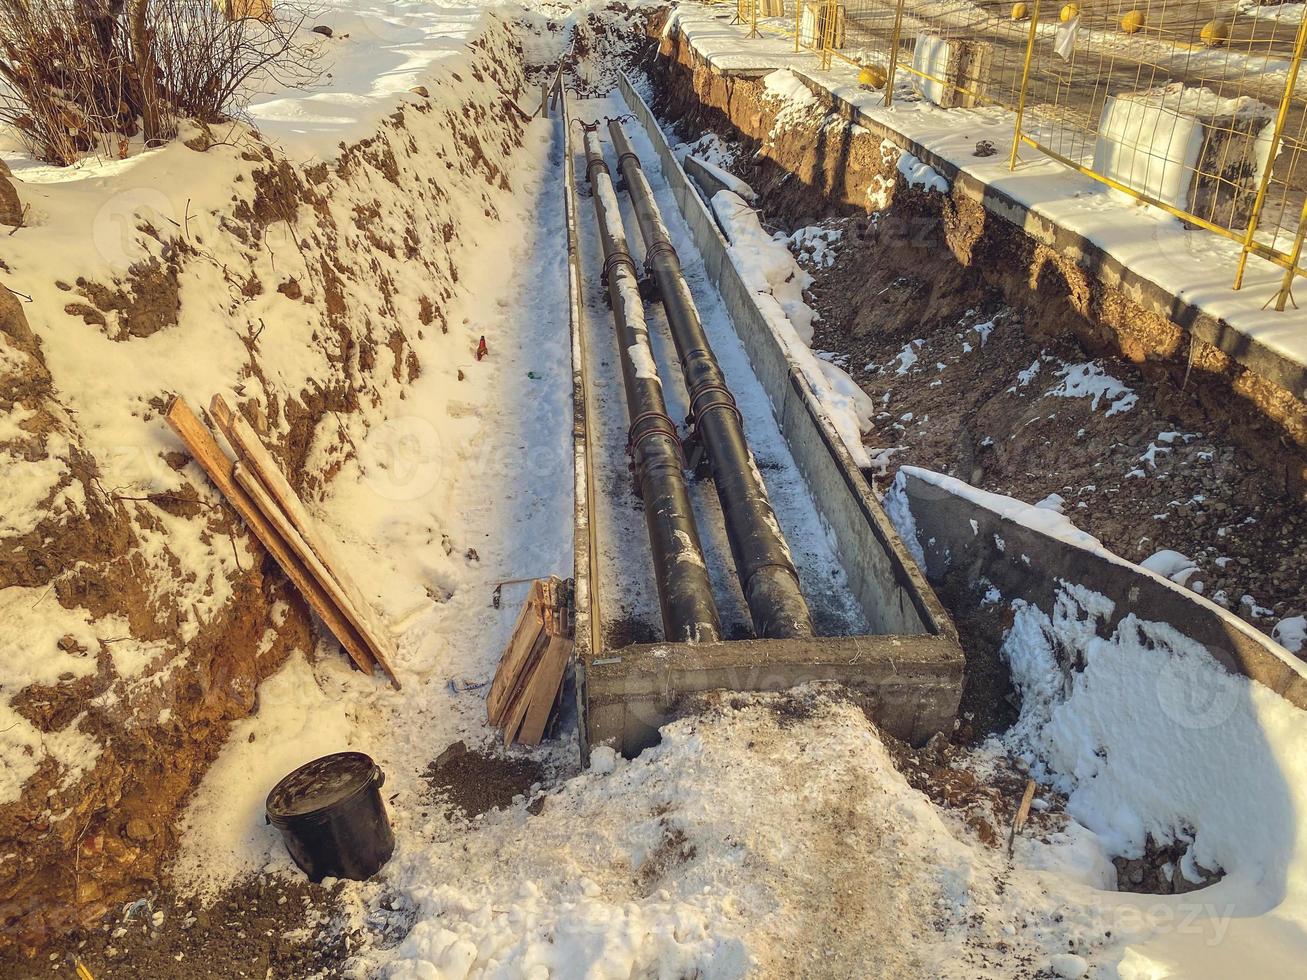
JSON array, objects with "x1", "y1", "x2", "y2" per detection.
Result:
[
  {"x1": 1274, "y1": 195, "x2": 1307, "y2": 310},
  {"x1": 1009, "y1": 0, "x2": 1042, "y2": 171},
  {"x1": 606, "y1": 120, "x2": 816, "y2": 641},
  {"x1": 581, "y1": 125, "x2": 722, "y2": 644},
  {"x1": 1234, "y1": 14, "x2": 1307, "y2": 290},
  {"x1": 885, "y1": 0, "x2": 906, "y2": 108}
]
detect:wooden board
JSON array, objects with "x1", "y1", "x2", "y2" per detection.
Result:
[
  {"x1": 512, "y1": 634, "x2": 574, "y2": 746},
  {"x1": 489, "y1": 576, "x2": 574, "y2": 745},
  {"x1": 234, "y1": 460, "x2": 401, "y2": 689},
  {"x1": 498, "y1": 632, "x2": 551, "y2": 744},
  {"x1": 165, "y1": 397, "x2": 380, "y2": 679},
  {"x1": 209, "y1": 395, "x2": 397, "y2": 662},
  {"x1": 487, "y1": 581, "x2": 546, "y2": 725}
]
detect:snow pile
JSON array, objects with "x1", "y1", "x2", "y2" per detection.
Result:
[
  {"x1": 786, "y1": 223, "x2": 842, "y2": 267},
  {"x1": 898, "y1": 150, "x2": 950, "y2": 193},
  {"x1": 673, "y1": 132, "x2": 741, "y2": 174},
  {"x1": 1047, "y1": 361, "x2": 1139, "y2": 415},
  {"x1": 243, "y1": 0, "x2": 486, "y2": 163},
  {"x1": 1274, "y1": 615, "x2": 1307, "y2": 653},
  {"x1": 711, "y1": 190, "x2": 876, "y2": 467},
  {"x1": 761, "y1": 68, "x2": 823, "y2": 135},
  {"x1": 356, "y1": 693, "x2": 1112, "y2": 978},
  {"x1": 1140, "y1": 548, "x2": 1201, "y2": 588},
  {"x1": 887, "y1": 467, "x2": 1307, "y2": 972},
  {"x1": 0, "y1": 0, "x2": 553, "y2": 933},
  {"x1": 688, "y1": 153, "x2": 758, "y2": 201},
  {"x1": 999, "y1": 583, "x2": 1307, "y2": 975}
]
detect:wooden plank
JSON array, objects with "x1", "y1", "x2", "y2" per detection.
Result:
[
  {"x1": 499, "y1": 632, "x2": 551, "y2": 745},
  {"x1": 234, "y1": 461, "x2": 401, "y2": 689},
  {"x1": 1008, "y1": 777, "x2": 1037, "y2": 857},
  {"x1": 513, "y1": 635, "x2": 574, "y2": 746},
  {"x1": 487, "y1": 582, "x2": 546, "y2": 725},
  {"x1": 165, "y1": 397, "x2": 380, "y2": 680},
  {"x1": 494, "y1": 632, "x2": 546, "y2": 742},
  {"x1": 209, "y1": 395, "x2": 397, "y2": 662},
  {"x1": 168, "y1": 398, "x2": 377, "y2": 679}
]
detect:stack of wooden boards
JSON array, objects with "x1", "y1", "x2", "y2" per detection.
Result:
[
  {"x1": 487, "y1": 577, "x2": 574, "y2": 745},
  {"x1": 166, "y1": 395, "x2": 401, "y2": 689}
]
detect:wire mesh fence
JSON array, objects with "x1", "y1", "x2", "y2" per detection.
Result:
[{"x1": 696, "y1": 0, "x2": 1307, "y2": 309}]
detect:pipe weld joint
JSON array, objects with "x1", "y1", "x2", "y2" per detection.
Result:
[{"x1": 743, "y1": 560, "x2": 802, "y2": 591}]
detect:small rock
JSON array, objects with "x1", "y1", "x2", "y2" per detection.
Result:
[
  {"x1": 410, "y1": 85, "x2": 430, "y2": 98},
  {"x1": 0, "y1": 175, "x2": 20, "y2": 226},
  {"x1": 277, "y1": 278, "x2": 302, "y2": 301},
  {"x1": 125, "y1": 817, "x2": 155, "y2": 843},
  {"x1": 0, "y1": 279, "x2": 34, "y2": 347},
  {"x1": 312, "y1": 24, "x2": 333, "y2": 37}
]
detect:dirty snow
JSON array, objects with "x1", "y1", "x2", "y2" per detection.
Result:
[{"x1": 711, "y1": 189, "x2": 876, "y2": 467}]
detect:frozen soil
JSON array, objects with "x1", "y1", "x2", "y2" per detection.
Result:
[
  {"x1": 0, "y1": 877, "x2": 347, "y2": 980},
  {"x1": 803, "y1": 214, "x2": 1307, "y2": 645}
]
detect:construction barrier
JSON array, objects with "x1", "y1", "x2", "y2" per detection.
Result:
[{"x1": 701, "y1": 0, "x2": 1307, "y2": 309}]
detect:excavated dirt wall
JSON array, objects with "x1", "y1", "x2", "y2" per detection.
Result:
[
  {"x1": 0, "y1": 20, "x2": 530, "y2": 953},
  {"x1": 652, "y1": 30, "x2": 1307, "y2": 495}
]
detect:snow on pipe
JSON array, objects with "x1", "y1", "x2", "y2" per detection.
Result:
[
  {"x1": 606, "y1": 119, "x2": 815, "y2": 641},
  {"x1": 581, "y1": 123, "x2": 723, "y2": 645}
]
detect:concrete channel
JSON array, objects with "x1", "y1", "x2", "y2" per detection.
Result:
[{"x1": 562, "y1": 78, "x2": 965, "y2": 759}]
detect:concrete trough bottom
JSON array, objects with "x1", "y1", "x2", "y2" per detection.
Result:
[{"x1": 568, "y1": 78, "x2": 965, "y2": 759}]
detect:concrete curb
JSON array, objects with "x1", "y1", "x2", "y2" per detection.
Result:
[{"x1": 899, "y1": 468, "x2": 1307, "y2": 710}]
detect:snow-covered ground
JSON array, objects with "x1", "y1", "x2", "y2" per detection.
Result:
[{"x1": 5, "y1": 0, "x2": 1307, "y2": 977}]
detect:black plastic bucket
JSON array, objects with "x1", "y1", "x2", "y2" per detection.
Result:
[{"x1": 265, "y1": 752, "x2": 394, "y2": 883}]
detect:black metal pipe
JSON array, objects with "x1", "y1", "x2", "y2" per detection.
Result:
[
  {"x1": 606, "y1": 120, "x2": 815, "y2": 640},
  {"x1": 581, "y1": 125, "x2": 722, "y2": 645}
]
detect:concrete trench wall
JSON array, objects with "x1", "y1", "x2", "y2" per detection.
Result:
[
  {"x1": 569, "y1": 77, "x2": 964, "y2": 760},
  {"x1": 653, "y1": 26, "x2": 1307, "y2": 498},
  {"x1": 899, "y1": 470, "x2": 1307, "y2": 710}
]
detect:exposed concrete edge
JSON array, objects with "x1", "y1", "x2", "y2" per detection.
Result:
[
  {"x1": 683, "y1": 154, "x2": 741, "y2": 200},
  {"x1": 586, "y1": 633, "x2": 964, "y2": 756},
  {"x1": 667, "y1": 24, "x2": 1307, "y2": 403},
  {"x1": 562, "y1": 91, "x2": 597, "y2": 768},
  {"x1": 898, "y1": 468, "x2": 1307, "y2": 711},
  {"x1": 618, "y1": 69, "x2": 957, "y2": 643}
]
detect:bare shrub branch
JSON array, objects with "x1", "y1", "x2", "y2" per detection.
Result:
[{"x1": 0, "y1": 0, "x2": 324, "y2": 165}]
